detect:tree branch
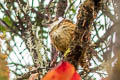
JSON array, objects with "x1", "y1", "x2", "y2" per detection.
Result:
[
  {"x1": 56, "y1": 0, "x2": 67, "y2": 17},
  {"x1": 65, "y1": 0, "x2": 103, "y2": 75}
]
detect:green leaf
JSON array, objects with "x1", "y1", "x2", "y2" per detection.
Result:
[
  {"x1": 0, "y1": 25, "x2": 6, "y2": 32},
  {"x1": 71, "y1": 8, "x2": 76, "y2": 13},
  {"x1": 3, "y1": 16, "x2": 12, "y2": 26}
]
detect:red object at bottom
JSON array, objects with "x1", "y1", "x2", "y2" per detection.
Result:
[{"x1": 42, "y1": 61, "x2": 81, "y2": 80}]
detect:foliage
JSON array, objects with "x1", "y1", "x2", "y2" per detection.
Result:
[
  {"x1": 0, "y1": 54, "x2": 9, "y2": 80},
  {"x1": 0, "y1": 35, "x2": 9, "y2": 80}
]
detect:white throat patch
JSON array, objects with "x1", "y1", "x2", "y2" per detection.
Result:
[{"x1": 49, "y1": 17, "x2": 64, "y2": 32}]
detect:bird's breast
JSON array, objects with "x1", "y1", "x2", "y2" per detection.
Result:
[{"x1": 49, "y1": 23, "x2": 76, "y2": 52}]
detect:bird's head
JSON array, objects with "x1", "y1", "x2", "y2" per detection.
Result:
[{"x1": 43, "y1": 17, "x2": 64, "y2": 32}]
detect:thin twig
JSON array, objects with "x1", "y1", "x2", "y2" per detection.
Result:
[{"x1": 16, "y1": 67, "x2": 51, "y2": 80}]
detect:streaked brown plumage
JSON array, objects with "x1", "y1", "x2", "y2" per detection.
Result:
[{"x1": 49, "y1": 18, "x2": 76, "y2": 53}]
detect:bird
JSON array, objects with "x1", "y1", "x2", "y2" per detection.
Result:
[{"x1": 48, "y1": 17, "x2": 76, "y2": 53}]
